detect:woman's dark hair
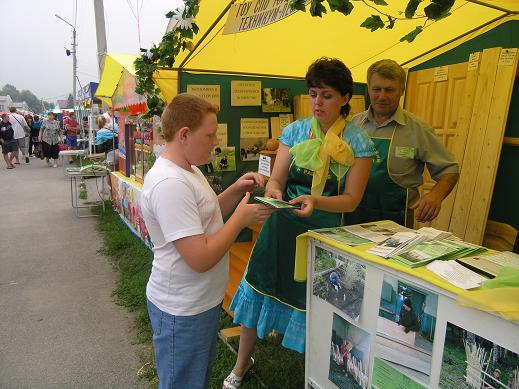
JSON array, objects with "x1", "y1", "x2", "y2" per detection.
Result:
[
  {"x1": 306, "y1": 57, "x2": 353, "y2": 116},
  {"x1": 403, "y1": 297, "x2": 413, "y2": 309},
  {"x1": 34, "y1": 115, "x2": 39, "y2": 121}
]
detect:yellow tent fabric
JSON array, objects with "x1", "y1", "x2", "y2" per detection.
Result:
[
  {"x1": 95, "y1": 54, "x2": 138, "y2": 106},
  {"x1": 95, "y1": 54, "x2": 179, "y2": 106},
  {"x1": 173, "y1": 0, "x2": 517, "y2": 82}
]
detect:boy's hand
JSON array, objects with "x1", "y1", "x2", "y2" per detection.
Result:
[
  {"x1": 234, "y1": 172, "x2": 265, "y2": 195},
  {"x1": 234, "y1": 192, "x2": 276, "y2": 227}
]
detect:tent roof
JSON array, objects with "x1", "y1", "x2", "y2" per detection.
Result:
[
  {"x1": 173, "y1": 0, "x2": 517, "y2": 82},
  {"x1": 95, "y1": 54, "x2": 178, "y2": 106}
]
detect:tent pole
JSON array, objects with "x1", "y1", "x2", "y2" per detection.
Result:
[
  {"x1": 178, "y1": 1, "x2": 236, "y2": 69},
  {"x1": 465, "y1": 0, "x2": 517, "y2": 14},
  {"x1": 401, "y1": 14, "x2": 509, "y2": 67}
]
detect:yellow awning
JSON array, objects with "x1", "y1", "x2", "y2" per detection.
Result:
[
  {"x1": 172, "y1": 0, "x2": 517, "y2": 82},
  {"x1": 95, "y1": 54, "x2": 179, "y2": 106},
  {"x1": 95, "y1": 54, "x2": 139, "y2": 106}
]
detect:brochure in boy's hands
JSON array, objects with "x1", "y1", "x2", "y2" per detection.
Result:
[
  {"x1": 310, "y1": 226, "x2": 374, "y2": 246},
  {"x1": 253, "y1": 196, "x2": 301, "y2": 209}
]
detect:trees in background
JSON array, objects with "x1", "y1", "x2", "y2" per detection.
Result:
[{"x1": 0, "y1": 84, "x2": 54, "y2": 113}]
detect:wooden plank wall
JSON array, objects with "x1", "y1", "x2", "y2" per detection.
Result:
[
  {"x1": 464, "y1": 48, "x2": 519, "y2": 243},
  {"x1": 450, "y1": 47, "x2": 518, "y2": 244}
]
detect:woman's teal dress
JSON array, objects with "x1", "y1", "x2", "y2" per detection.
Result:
[{"x1": 230, "y1": 117, "x2": 374, "y2": 352}]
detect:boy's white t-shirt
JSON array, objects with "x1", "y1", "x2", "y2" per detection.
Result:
[{"x1": 140, "y1": 156, "x2": 229, "y2": 316}]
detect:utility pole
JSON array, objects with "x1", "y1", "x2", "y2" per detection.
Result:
[
  {"x1": 55, "y1": 14, "x2": 77, "y2": 109},
  {"x1": 93, "y1": 0, "x2": 108, "y2": 79}
]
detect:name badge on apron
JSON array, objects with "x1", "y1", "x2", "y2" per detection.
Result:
[{"x1": 395, "y1": 146, "x2": 415, "y2": 159}]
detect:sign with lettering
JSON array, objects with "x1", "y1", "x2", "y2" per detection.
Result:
[
  {"x1": 217, "y1": 123, "x2": 228, "y2": 147},
  {"x1": 231, "y1": 81, "x2": 262, "y2": 106},
  {"x1": 186, "y1": 84, "x2": 221, "y2": 108},
  {"x1": 223, "y1": 0, "x2": 306, "y2": 35},
  {"x1": 240, "y1": 118, "x2": 269, "y2": 138}
]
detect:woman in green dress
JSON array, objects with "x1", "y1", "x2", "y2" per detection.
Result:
[{"x1": 223, "y1": 58, "x2": 374, "y2": 389}]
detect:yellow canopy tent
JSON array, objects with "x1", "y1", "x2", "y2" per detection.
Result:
[
  {"x1": 169, "y1": 0, "x2": 518, "y2": 82},
  {"x1": 95, "y1": 53, "x2": 178, "y2": 106}
]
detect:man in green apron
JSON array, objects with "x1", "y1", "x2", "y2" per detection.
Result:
[{"x1": 349, "y1": 59, "x2": 459, "y2": 227}]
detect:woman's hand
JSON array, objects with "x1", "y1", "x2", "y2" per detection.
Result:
[
  {"x1": 234, "y1": 192, "x2": 277, "y2": 227},
  {"x1": 290, "y1": 195, "x2": 316, "y2": 218},
  {"x1": 264, "y1": 187, "x2": 283, "y2": 200},
  {"x1": 234, "y1": 172, "x2": 265, "y2": 195}
]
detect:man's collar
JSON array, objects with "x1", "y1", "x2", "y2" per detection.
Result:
[{"x1": 366, "y1": 106, "x2": 407, "y2": 127}]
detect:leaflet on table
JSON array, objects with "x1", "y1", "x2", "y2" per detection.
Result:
[
  {"x1": 390, "y1": 240, "x2": 463, "y2": 267},
  {"x1": 367, "y1": 231, "x2": 427, "y2": 258},
  {"x1": 390, "y1": 239, "x2": 487, "y2": 268},
  {"x1": 310, "y1": 226, "x2": 374, "y2": 246},
  {"x1": 342, "y1": 221, "x2": 411, "y2": 244},
  {"x1": 481, "y1": 251, "x2": 519, "y2": 269},
  {"x1": 426, "y1": 260, "x2": 488, "y2": 289}
]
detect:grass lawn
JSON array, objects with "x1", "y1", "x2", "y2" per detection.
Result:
[{"x1": 96, "y1": 205, "x2": 305, "y2": 388}]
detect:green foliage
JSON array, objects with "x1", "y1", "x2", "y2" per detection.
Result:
[
  {"x1": 400, "y1": 26, "x2": 424, "y2": 43},
  {"x1": 361, "y1": 15, "x2": 385, "y2": 32},
  {"x1": 67, "y1": 93, "x2": 74, "y2": 109},
  {"x1": 327, "y1": 0, "x2": 354, "y2": 16},
  {"x1": 424, "y1": 0, "x2": 454, "y2": 19},
  {"x1": 0, "y1": 84, "x2": 53, "y2": 113},
  {"x1": 310, "y1": 0, "x2": 327, "y2": 17},
  {"x1": 405, "y1": 0, "x2": 422, "y2": 18},
  {"x1": 371, "y1": 0, "x2": 388, "y2": 5}
]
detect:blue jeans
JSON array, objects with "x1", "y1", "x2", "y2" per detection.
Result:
[{"x1": 147, "y1": 299, "x2": 221, "y2": 389}]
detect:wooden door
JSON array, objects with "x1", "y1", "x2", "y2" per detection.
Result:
[{"x1": 404, "y1": 62, "x2": 469, "y2": 230}]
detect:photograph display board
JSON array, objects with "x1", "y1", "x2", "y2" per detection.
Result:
[{"x1": 305, "y1": 238, "x2": 519, "y2": 389}]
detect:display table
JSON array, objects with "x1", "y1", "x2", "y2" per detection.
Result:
[
  {"x1": 302, "y1": 230, "x2": 519, "y2": 389},
  {"x1": 66, "y1": 170, "x2": 107, "y2": 218},
  {"x1": 59, "y1": 149, "x2": 88, "y2": 175}
]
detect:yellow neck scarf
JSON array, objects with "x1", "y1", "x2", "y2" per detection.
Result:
[{"x1": 290, "y1": 116, "x2": 354, "y2": 196}]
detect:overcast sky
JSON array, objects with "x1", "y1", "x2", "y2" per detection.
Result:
[{"x1": 1, "y1": 0, "x2": 183, "y2": 102}]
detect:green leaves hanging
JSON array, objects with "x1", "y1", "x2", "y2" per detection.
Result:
[{"x1": 360, "y1": 15, "x2": 385, "y2": 32}]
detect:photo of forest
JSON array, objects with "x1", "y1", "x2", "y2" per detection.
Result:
[{"x1": 440, "y1": 322, "x2": 519, "y2": 388}]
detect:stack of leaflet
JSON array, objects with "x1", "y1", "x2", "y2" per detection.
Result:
[
  {"x1": 366, "y1": 227, "x2": 452, "y2": 259},
  {"x1": 390, "y1": 239, "x2": 487, "y2": 268}
]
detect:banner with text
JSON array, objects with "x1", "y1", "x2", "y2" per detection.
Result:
[
  {"x1": 186, "y1": 84, "x2": 221, "y2": 108},
  {"x1": 223, "y1": 0, "x2": 306, "y2": 35}
]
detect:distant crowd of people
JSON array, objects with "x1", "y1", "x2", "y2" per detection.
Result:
[{"x1": 0, "y1": 106, "x2": 117, "y2": 170}]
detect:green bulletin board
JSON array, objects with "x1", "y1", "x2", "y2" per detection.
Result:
[{"x1": 179, "y1": 71, "x2": 366, "y2": 190}]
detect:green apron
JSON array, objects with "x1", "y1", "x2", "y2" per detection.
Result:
[
  {"x1": 245, "y1": 161, "x2": 345, "y2": 311},
  {"x1": 347, "y1": 135, "x2": 408, "y2": 226}
]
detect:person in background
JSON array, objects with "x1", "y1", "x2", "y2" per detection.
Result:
[
  {"x1": 398, "y1": 297, "x2": 419, "y2": 334},
  {"x1": 102, "y1": 107, "x2": 114, "y2": 130},
  {"x1": 1, "y1": 113, "x2": 18, "y2": 169},
  {"x1": 224, "y1": 57, "x2": 374, "y2": 389},
  {"x1": 95, "y1": 115, "x2": 119, "y2": 189},
  {"x1": 63, "y1": 111, "x2": 79, "y2": 164},
  {"x1": 39, "y1": 112, "x2": 62, "y2": 168},
  {"x1": 29, "y1": 115, "x2": 42, "y2": 157},
  {"x1": 140, "y1": 93, "x2": 275, "y2": 388},
  {"x1": 349, "y1": 59, "x2": 459, "y2": 226},
  {"x1": 8, "y1": 107, "x2": 30, "y2": 164}
]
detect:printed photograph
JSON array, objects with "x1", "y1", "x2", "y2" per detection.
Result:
[
  {"x1": 210, "y1": 146, "x2": 236, "y2": 172},
  {"x1": 375, "y1": 275, "x2": 439, "y2": 386},
  {"x1": 313, "y1": 245, "x2": 366, "y2": 321},
  {"x1": 261, "y1": 87, "x2": 291, "y2": 112},
  {"x1": 440, "y1": 322, "x2": 519, "y2": 389},
  {"x1": 240, "y1": 138, "x2": 267, "y2": 161},
  {"x1": 328, "y1": 313, "x2": 371, "y2": 389}
]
